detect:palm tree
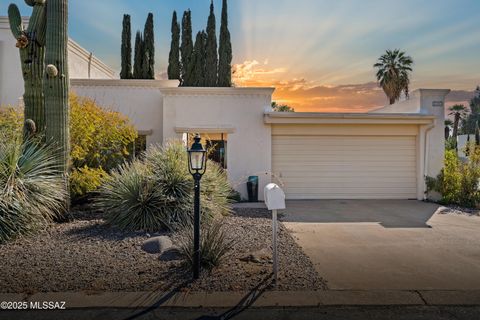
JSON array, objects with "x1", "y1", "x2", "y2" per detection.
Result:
[
  {"x1": 449, "y1": 104, "x2": 467, "y2": 139},
  {"x1": 444, "y1": 119, "x2": 453, "y2": 139},
  {"x1": 374, "y1": 49, "x2": 414, "y2": 105}
]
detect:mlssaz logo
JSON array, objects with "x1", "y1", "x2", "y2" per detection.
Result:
[{"x1": 30, "y1": 301, "x2": 66, "y2": 310}]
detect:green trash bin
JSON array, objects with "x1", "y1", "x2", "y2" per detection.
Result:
[{"x1": 247, "y1": 176, "x2": 259, "y2": 202}]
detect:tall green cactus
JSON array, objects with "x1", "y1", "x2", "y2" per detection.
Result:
[
  {"x1": 8, "y1": 0, "x2": 47, "y2": 135},
  {"x1": 44, "y1": 0, "x2": 70, "y2": 174}
]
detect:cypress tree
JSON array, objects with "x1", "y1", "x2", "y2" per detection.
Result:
[
  {"x1": 205, "y1": 1, "x2": 218, "y2": 87},
  {"x1": 143, "y1": 13, "x2": 155, "y2": 79},
  {"x1": 192, "y1": 31, "x2": 207, "y2": 87},
  {"x1": 167, "y1": 11, "x2": 181, "y2": 80},
  {"x1": 133, "y1": 31, "x2": 144, "y2": 79},
  {"x1": 475, "y1": 121, "x2": 480, "y2": 146},
  {"x1": 180, "y1": 10, "x2": 194, "y2": 86},
  {"x1": 120, "y1": 14, "x2": 133, "y2": 79},
  {"x1": 218, "y1": 0, "x2": 232, "y2": 87}
]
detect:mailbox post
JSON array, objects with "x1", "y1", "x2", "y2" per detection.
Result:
[{"x1": 264, "y1": 183, "x2": 286, "y2": 285}]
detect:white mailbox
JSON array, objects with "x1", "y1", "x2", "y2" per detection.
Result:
[
  {"x1": 263, "y1": 183, "x2": 286, "y2": 286},
  {"x1": 264, "y1": 183, "x2": 286, "y2": 210}
]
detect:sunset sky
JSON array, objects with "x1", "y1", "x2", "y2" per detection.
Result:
[{"x1": 4, "y1": 0, "x2": 480, "y2": 112}]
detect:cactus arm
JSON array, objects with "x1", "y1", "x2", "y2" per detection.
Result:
[
  {"x1": 8, "y1": 2, "x2": 46, "y2": 134},
  {"x1": 27, "y1": 2, "x2": 47, "y2": 46},
  {"x1": 25, "y1": 0, "x2": 36, "y2": 7},
  {"x1": 8, "y1": 4, "x2": 23, "y2": 39}
]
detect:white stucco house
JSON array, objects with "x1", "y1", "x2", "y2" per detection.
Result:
[
  {"x1": 0, "y1": 16, "x2": 115, "y2": 106},
  {"x1": 0, "y1": 17, "x2": 449, "y2": 202}
]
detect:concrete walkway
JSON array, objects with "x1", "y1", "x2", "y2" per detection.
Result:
[{"x1": 281, "y1": 200, "x2": 480, "y2": 290}]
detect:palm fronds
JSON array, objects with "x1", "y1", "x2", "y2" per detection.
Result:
[{"x1": 374, "y1": 49, "x2": 413, "y2": 104}]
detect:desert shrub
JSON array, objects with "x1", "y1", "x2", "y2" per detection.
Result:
[
  {"x1": 69, "y1": 166, "x2": 108, "y2": 199},
  {"x1": 0, "y1": 106, "x2": 23, "y2": 141},
  {"x1": 145, "y1": 142, "x2": 232, "y2": 227},
  {"x1": 0, "y1": 137, "x2": 68, "y2": 243},
  {"x1": 445, "y1": 137, "x2": 457, "y2": 151},
  {"x1": 427, "y1": 148, "x2": 480, "y2": 207},
  {"x1": 176, "y1": 218, "x2": 233, "y2": 270},
  {"x1": 96, "y1": 141, "x2": 232, "y2": 232},
  {"x1": 0, "y1": 96, "x2": 138, "y2": 201},
  {"x1": 228, "y1": 189, "x2": 242, "y2": 202},
  {"x1": 70, "y1": 94, "x2": 137, "y2": 200},
  {"x1": 96, "y1": 161, "x2": 168, "y2": 231},
  {"x1": 70, "y1": 94, "x2": 137, "y2": 171}
]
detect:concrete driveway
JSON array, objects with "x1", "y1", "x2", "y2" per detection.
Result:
[{"x1": 281, "y1": 200, "x2": 480, "y2": 290}]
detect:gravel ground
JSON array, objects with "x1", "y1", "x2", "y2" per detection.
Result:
[
  {"x1": 438, "y1": 205, "x2": 480, "y2": 217},
  {"x1": 0, "y1": 207, "x2": 327, "y2": 294}
]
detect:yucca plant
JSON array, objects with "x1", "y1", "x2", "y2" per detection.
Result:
[
  {"x1": 95, "y1": 141, "x2": 232, "y2": 232},
  {"x1": 0, "y1": 136, "x2": 68, "y2": 243},
  {"x1": 176, "y1": 218, "x2": 233, "y2": 270},
  {"x1": 95, "y1": 161, "x2": 168, "y2": 231}
]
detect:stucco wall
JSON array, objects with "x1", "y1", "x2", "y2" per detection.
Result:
[
  {"x1": 161, "y1": 87, "x2": 274, "y2": 201},
  {"x1": 0, "y1": 17, "x2": 116, "y2": 106},
  {"x1": 71, "y1": 79, "x2": 179, "y2": 145},
  {"x1": 71, "y1": 83, "x2": 274, "y2": 200},
  {"x1": 368, "y1": 89, "x2": 450, "y2": 182}
]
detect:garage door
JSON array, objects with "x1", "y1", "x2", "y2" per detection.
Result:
[{"x1": 272, "y1": 135, "x2": 417, "y2": 199}]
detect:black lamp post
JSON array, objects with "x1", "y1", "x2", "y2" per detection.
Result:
[{"x1": 188, "y1": 134, "x2": 207, "y2": 279}]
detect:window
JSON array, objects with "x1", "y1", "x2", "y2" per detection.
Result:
[{"x1": 131, "y1": 134, "x2": 147, "y2": 160}]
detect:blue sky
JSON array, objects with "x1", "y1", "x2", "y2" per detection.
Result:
[{"x1": 3, "y1": 0, "x2": 479, "y2": 111}]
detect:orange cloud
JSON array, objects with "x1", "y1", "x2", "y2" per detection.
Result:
[{"x1": 232, "y1": 60, "x2": 475, "y2": 113}]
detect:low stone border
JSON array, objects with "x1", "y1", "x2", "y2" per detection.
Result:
[{"x1": 1, "y1": 290, "x2": 479, "y2": 309}]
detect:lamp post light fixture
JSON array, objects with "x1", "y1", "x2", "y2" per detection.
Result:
[{"x1": 188, "y1": 134, "x2": 207, "y2": 279}]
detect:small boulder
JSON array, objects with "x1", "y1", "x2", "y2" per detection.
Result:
[
  {"x1": 141, "y1": 236, "x2": 172, "y2": 254},
  {"x1": 240, "y1": 248, "x2": 272, "y2": 264}
]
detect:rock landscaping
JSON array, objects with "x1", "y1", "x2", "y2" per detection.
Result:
[
  {"x1": 0, "y1": 206, "x2": 327, "y2": 294},
  {"x1": 439, "y1": 206, "x2": 480, "y2": 217}
]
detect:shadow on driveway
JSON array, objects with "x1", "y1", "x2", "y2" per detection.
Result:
[{"x1": 280, "y1": 200, "x2": 440, "y2": 228}]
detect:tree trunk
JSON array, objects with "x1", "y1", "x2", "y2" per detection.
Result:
[{"x1": 452, "y1": 114, "x2": 460, "y2": 139}]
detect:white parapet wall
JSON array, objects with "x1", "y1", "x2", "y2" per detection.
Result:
[
  {"x1": 371, "y1": 89, "x2": 450, "y2": 197},
  {"x1": 71, "y1": 79, "x2": 179, "y2": 145},
  {"x1": 0, "y1": 16, "x2": 116, "y2": 106}
]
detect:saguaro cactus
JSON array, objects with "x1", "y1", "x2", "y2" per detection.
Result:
[
  {"x1": 44, "y1": 0, "x2": 70, "y2": 174},
  {"x1": 8, "y1": 0, "x2": 47, "y2": 134}
]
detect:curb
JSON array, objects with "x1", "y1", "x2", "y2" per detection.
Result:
[{"x1": 1, "y1": 290, "x2": 480, "y2": 309}]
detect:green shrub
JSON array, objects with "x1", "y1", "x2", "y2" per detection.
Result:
[
  {"x1": 70, "y1": 94, "x2": 137, "y2": 171},
  {"x1": 176, "y1": 218, "x2": 233, "y2": 270},
  {"x1": 69, "y1": 94, "x2": 137, "y2": 200},
  {"x1": 96, "y1": 141, "x2": 232, "y2": 232},
  {"x1": 96, "y1": 161, "x2": 167, "y2": 231},
  {"x1": 1, "y1": 95, "x2": 138, "y2": 201},
  {"x1": 228, "y1": 189, "x2": 242, "y2": 202},
  {"x1": 0, "y1": 137, "x2": 68, "y2": 243},
  {"x1": 427, "y1": 148, "x2": 480, "y2": 207},
  {"x1": 0, "y1": 106, "x2": 23, "y2": 141},
  {"x1": 69, "y1": 166, "x2": 108, "y2": 200},
  {"x1": 145, "y1": 142, "x2": 232, "y2": 228}
]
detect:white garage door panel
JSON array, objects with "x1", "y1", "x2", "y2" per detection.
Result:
[{"x1": 272, "y1": 135, "x2": 417, "y2": 199}]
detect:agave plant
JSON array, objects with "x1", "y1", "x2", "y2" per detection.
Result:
[
  {"x1": 0, "y1": 136, "x2": 68, "y2": 243},
  {"x1": 96, "y1": 141, "x2": 232, "y2": 232}
]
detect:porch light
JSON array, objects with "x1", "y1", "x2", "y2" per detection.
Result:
[
  {"x1": 188, "y1": 134, "x2": 207, "y2": 173},
  {"x1": 187, "y1": 134, "x2": 207, "y2": 280}
]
